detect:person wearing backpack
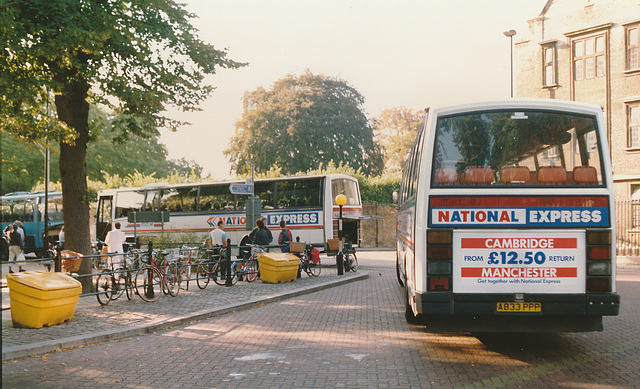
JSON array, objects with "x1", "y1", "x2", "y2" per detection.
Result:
[{"x1": 278, "y1": 220, "x2": 292, "y2": 253}]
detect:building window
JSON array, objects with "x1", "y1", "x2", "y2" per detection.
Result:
[
  {"x1": 587, "y1": 131, "x2": 597, "y2": 152},
  {"x1": 627, "y1": 25, "x2": 639, "y2": 71},
  {"x1": 542, "y1": 44, "x2": 556, "y2": 87},
  {"x1": 573, "y1": 35, "x2": 605, "y2": 81},
  {"x1": 629, "y1": 102, "x2": 640, "y2": 148}
]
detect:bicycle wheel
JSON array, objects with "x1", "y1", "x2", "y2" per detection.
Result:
[
  {"x1": 213, "y1": 260, "x2": 238, "y2": 285},
  {"x1": 123, "y1": 269, "x2": 133, "y2": 300},
  {"x1": 183, "y1": 260, "x2": 192, "y2": 283},
  {"x1": 343, "y1": 254, "x2": 352, "y2": 273},
  {"x1": 165, "y1": 261, "x2": 181, "y2": 297},
  {"x1": 196, "y1": 263, "x2": 210, "y2": 289},
  {"x1": 96, "y1": 270, "x2": 113, "y2": 306},
  {"x1": 228, "y1": 261, "x2": 239, "y2": 285},
  {"x1": 212, "y1": 261, "x2": 226, "y2": 286},
  {"x1": 110, "y1": 268, "x2": 126, "y2": 301},
  {"x1": 308, "y1": 255, "x2": 321, "y2": 277},
  {"x1": 245, "y1": 259, "x2": 258, "y2": 282},
  {"x1": 301, "y1": 255, "x2": 312, "y2": 277},
  {"x1": 349, "y1": 253, "x2": 358, "y2": 272},
  {"x1": 135, "y1": 266, "x2": 163, "y2": 302}
]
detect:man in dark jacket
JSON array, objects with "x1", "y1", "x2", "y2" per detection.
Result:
[
  {"x1": 253, "y1": 219, "x2": 270, "y2": 246},
  {"x1": 249, "y1": 216, "x2": 273, "y2": 244}
]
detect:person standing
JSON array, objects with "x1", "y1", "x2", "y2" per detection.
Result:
[
  {"x1": 58, "y1": 226, "x2": 65, "y2": 249},
  {"x1": 5, "y1": 224, "x2": 25, "y2": 273},
  {"x1": 13, "y1": 220, "x2": 25, "y2": 241},
  {"x1": 253, "y1": 219, "x2": 270, "y2": 246},
  {"x1": 104, "y1": 222, "x2": 126, "y2": 267},
  {"x1": 262, "y1": 216, "x2": 273, "y2": 244},
  {"x1": 209, "y1": 220, "x2": 227, "y2": 279},
  {"x1": 210, "y1": 220, "x2": 227, "y2": 248},
  {"x1": 278, "y1": 220, "x2": 292, "y2": 253}
]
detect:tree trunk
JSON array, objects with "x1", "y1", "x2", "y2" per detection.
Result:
[{"x1": 55, "y1": 79, "x2": 93, "y2": 293}]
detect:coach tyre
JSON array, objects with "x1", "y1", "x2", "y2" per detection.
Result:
[
  {"x1": 404, "y1": 283, "x2": 423, "y2": 324},
  {"x1": 396, "y1": 255, "x2": 405, "y2": 287}
]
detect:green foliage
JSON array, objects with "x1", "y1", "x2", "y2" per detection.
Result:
[
  {"x1": 226, "y1": 71, "x2": 384, "y2": 177},
  {"x1": 86, "y1": 107, "x2": 203, "y2": 182},
  {"x1": 2, "y1": 0, "x2": 244, "y2": 274},
  {"x1": 305, "y1": 160, "x2": 363, "y2": 178},
  {"x1": 1, "y1": 107, "x2": 203, "y2": 195},
  {"x1": 151, "y1": 232, "x2": 209, "y2": 248},
  {"x1": 358, "y1": 172, "x2": 402, "y2": 204},
  {"x1": 1, "y1": 131, "x2": 61, "y2": 194},
  {"x1": 374, "y1": 107, "x2": 424, "y2": 174},
  {"x1": 1, "y1": 0, "x2": 246, "y2": 140}
]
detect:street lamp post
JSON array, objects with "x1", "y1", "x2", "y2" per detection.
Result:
[
  {"x1": 335, "y1": 194, "x2": 347, "y2": 276},
  {"x1": 503, "y1": 29, "x2": 517, "y2": 98}
]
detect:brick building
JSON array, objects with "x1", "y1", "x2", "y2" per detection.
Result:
[{"x1": 513, "y1": 0, "x2": 640, "y2": 201}]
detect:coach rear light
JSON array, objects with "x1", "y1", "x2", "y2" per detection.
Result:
[
  {"x1": 427, "y1": 246, "x2": 452, "y2": 260},
  {"x1": 588, "y1": 262, "x2": 611, "y2": 276},
  {"x1": 587, "y1": 229, "x2": 611, "y2": 245},
  {"x1": 587, "y1": 246, "x2": 611, "y2": 261},
  {"x1": 427, "y1": 229, "x2": 452, "y2": 244},
  {"x1": 587, "y1": 277, "x2": 611, "y2": 292},
  {"x1": 428, "y1": 277, "x2": 450, "y2": 291},
  {"x1": 428, "y1": 261, "x2": 452, "y2": 275},
  {"x1": 586, "y1": 229, "x2": 612, "y2": 292}
]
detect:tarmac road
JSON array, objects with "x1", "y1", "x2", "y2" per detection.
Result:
[{"x1": 2, "y1": 251, "x2": 639, "y2": 388}]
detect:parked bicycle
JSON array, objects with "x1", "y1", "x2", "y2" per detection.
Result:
[
  {"x1": 292, "y1": 241, "x2": 321, "y2": 277},
  {"x1": 196, "y1": 247, "x2": 229, "y2": 289},
  {"x1": 134, "y1": 248, "x2": 180, "y2": 302},
  {"x1": 175, "y1": 245, "x2": 201, "y2": 291},
  {"x1": 95, "y1": 251, "x2": 135, "y2": 306},
  {"x1": 230, "y1": 244, "x2": 261, "y2": 283},
  {"x1": 196, "y1": 244, "x2": 261, "y2": 288},
  {"x1": 343, "y1": 240, "x2": 357, "y2": 272}
]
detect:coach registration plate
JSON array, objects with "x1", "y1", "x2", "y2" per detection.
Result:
[{"x1": 496, "y1": 302, "x2": 541, "y2": 312}]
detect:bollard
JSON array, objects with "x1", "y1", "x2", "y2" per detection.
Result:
[
  {"x1": 54, "y1": 244, "x2": 62, "y2": 272},
  {"x1": 335, "y1": 194, "x2": 346, "y2": 276},
  {"x1": 146, "y1": 240, "x2": 154, "y2": 299},
  {"x1": 225, "y1": 238, "x2": 233, "y2": 287},
  {"x1": 147, "y1": 240, "x2": 153, "y2": 264}
]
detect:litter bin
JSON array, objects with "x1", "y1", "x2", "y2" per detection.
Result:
[
  {"x1": 257, "y1": 253, "x2": 299, "y2": 283},
  {"x1": 6, "y1": 271, "x2": 82, "y2": 328}
]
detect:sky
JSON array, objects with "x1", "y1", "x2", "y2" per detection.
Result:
[{"x1": 159, "y1": 0, "x2": 548, "y2": 179}]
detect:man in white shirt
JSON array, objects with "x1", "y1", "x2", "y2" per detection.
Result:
[
  {"x1": 209, "y1": 220, "x2": 228, "y2": 280},
  {"x1": 210, "y1": 220, "x2": 227, "y2": 248},
  {"x1": 104, "y1": 222, "x2": 126, "y2": 266}
]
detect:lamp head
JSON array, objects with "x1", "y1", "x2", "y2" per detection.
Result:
[
  {"x1": 503, "y1": 29, "x2": 517, "y2": 38},
  {"x1": 335, "y1": 194, "x2": 347, "y2": 207}
]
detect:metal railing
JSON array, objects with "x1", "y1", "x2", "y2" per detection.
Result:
[
  {"x1": 616, "y1": 199, "x2": 640, "y2": 257},
  {"x1": 2, "y1": 240, "x2": 318, "y2": 307}
]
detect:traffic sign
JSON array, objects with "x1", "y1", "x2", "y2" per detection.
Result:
[{"x1": 229, "y1": 183, "x2": 253, "y2": 195}]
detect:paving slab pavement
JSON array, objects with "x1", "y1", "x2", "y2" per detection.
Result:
[{"x1": 1, "y1": 259, "x2": 368, "y2": 361}]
